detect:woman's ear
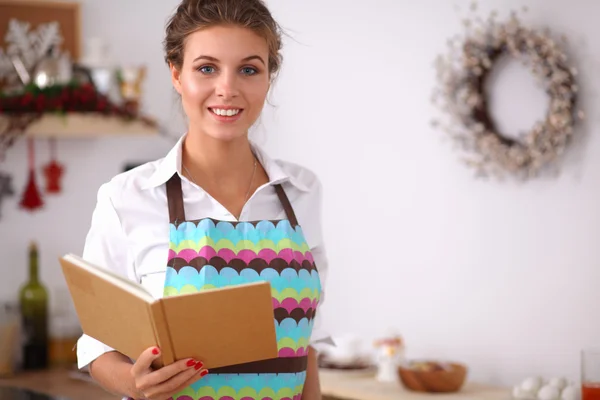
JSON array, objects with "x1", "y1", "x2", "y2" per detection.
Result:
[{"x1": 170, "y1": 63, "x2": 182, "y2": 94}]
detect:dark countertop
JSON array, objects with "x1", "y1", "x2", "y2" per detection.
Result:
[
  {"x1": 0, "y1": 368, "x2": 116, "y2": 399},
  {"x1": 0, "y1": 386, "x2": 67, "y2": 399}
]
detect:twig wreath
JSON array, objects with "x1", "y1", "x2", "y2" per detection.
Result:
[{"x1": 432, "y1": 6, "x2": 584, "y2": 179}]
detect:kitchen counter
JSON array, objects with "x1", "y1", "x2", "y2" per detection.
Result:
[
  {"x1": 319, "y1": 369, "x2": 511, "y2": 400},
  {"x1": 0, "y1": 386, "x2": 70, "y2": 399},
  {"x1": 0, "y1": 367, "x2": 511, "y2": 400},
  {"x1": 0, "y1": 367, "x2": 117, "y2": 399}
]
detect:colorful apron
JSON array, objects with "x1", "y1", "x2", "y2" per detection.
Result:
[{"x1": 163, "y1": 173, "x2": 322, "y2": 400}]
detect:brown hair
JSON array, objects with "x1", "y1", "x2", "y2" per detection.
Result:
[{"x1": 164, "y1": 0, "x2": 283, "y2": 78}]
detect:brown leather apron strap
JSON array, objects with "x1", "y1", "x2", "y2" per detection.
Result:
[
  {"x1": 166, "y1": 173, "x2": 186, "y2": 224},
  {"x1": 209, "y1": 356, "x2": 307, "y2": 374},
  {"x1": 274, "y1": 184, "x2": 299, "y2": 227}
]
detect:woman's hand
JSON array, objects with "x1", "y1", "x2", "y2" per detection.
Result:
[{"x1": 130, "y1": 346, "x2": 208, "y2": 400}]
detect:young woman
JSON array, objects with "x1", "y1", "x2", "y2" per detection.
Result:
[{"x1": 76, "y1": 0, "x2": 330, "y2": 399}]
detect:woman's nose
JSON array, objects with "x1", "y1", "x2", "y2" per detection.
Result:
[{"x1": 215, "y1": 72, "x2": 240, "y2": 99}]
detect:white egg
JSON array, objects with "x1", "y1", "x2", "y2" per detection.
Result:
[
  {"x1": 561, "y1": 385, "x2": 579, "y2": 400},
  {"x1": 513, "y1": 385, "x2": 525, "y2": 398},
  {"x1": 513, "y1": 385, "x2": 536, "y2": 399},
  {"x1": 538, "y1": 385, "x2": 560, "y2": 400},
  {"x1": 549, "y1": 377, "x2": 568, "y2": 390},
  {"x1": 522, "y1": 377, "x2": 544, "y2": 394}
]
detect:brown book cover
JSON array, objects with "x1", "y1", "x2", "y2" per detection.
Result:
[{"x1": 59, "y1": 254, "x2": 278, "y2": 369}]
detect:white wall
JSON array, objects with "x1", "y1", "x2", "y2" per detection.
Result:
[{"x1": 1, "y1": 0, "x2": 599, "y2": 387}]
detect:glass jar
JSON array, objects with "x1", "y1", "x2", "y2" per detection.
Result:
[
  {"x1": 49, "y1": 290, "x2": 81, "y2": 367},
  {"x1": 0, "y1": 303, "x2": 20, "y2": 376}
]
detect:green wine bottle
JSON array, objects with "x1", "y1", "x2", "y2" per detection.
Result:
[{"x1": 19, "y1": 242, "x2": 49, "y2": 370}]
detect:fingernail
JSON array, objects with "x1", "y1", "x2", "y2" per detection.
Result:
[
  {"x1": 194, "y1": 361, "x2": 204, "y2": 370},
  {"x1": 186, "y1": 359, "x2": 196, "y2": 367},
  {"x1": 200, "y1": 369, "x2": 209, "y2": 376},
  {"x1": 152, "y1": 348, "x2": 159, "y2": 355}
]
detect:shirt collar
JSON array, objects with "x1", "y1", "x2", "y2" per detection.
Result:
[{"x1": 142, "y1": 134, "x2": 310, "y2": 192}]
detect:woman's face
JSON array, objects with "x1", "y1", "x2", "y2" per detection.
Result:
[{"x1": 171, "y1": 24, "x2": 271, "y2": 142}]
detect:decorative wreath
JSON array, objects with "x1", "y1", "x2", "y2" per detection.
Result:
[{"x1": 432, "y1": 8, "x2": 583, "y2": 179}]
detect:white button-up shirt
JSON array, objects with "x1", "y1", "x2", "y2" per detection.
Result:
[{"x1": 76, "y1": 134, "x2": 330, "y2": 369}]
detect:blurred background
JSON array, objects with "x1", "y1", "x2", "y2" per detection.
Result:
[{"x1": 1, "y1": 0, "x2": 599, "y2": 397}]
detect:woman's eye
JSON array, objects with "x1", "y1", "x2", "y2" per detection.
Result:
[
  {"x1": 241, "y1": 67, "x2": 258, "y2": 75},
  {"x1": 198, "y1": 66, "x2": 215, "y2": 74}
]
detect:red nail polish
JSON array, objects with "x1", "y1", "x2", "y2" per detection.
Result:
[
  {"x1": 200, "y1": 369, "x2": 209, "y2": 376},
  {"x1": 186, "y1": 359, "x2": 196, "y2": 367},
  {"x1": 152, "y1": 348, "x2": 159, "y2": 355},
  {"x1": 194, "y1": 361, "x2": 204, "y2": 370}
]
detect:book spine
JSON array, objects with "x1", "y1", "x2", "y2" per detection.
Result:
[{"x1": 149, "y1": 302, "x2": 175, "y2": 366}]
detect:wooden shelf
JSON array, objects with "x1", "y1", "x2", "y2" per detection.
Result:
[{"x1": 1, "y1": 112, "x2": 160, "y2": 139}]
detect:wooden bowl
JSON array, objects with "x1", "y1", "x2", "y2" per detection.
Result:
[{"x1": 397, "y1": 361, "x2": 467, "y2": 393}]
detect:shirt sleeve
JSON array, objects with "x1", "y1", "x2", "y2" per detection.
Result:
[
  {"x1": 308, "y1": 178, "x2": 334, "y2": 347},
  {"x1": 309, "y1": 244, "x2": 333, "y2": 346},
  {"x1": 76, "y1": 181, "x2": 133, "y2": 369}
]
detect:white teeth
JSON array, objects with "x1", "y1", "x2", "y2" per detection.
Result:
[{"x1": 212, "y1": 108, "x2": 240, "y2": 116}]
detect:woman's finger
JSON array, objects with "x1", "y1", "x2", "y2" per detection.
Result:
[
  {"x1": 131, "y1": 346, "x2": 162, "y2": 378},
  {"x1": 144, "y1": 362, "x2": 208, "y2": 399}
]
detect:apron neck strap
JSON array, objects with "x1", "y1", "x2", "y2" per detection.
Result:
[
  {"x1": 166, "y1": 173, "x2": 299, "y2": 227},
  {"x1": 166, "y1": 173, "x2": 186, "y2": 224},
  {"x1": 274, "y1": 184, "x2": 299, "y2": 227}
]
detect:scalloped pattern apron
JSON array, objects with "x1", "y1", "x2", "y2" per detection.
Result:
[{"x1": 163, "y1": 173, "x2": 321, "y2": 400}]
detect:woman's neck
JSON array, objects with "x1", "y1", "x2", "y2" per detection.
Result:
[{"x1": 181, "y1": 132, "x2": 256, "y2": 190}]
